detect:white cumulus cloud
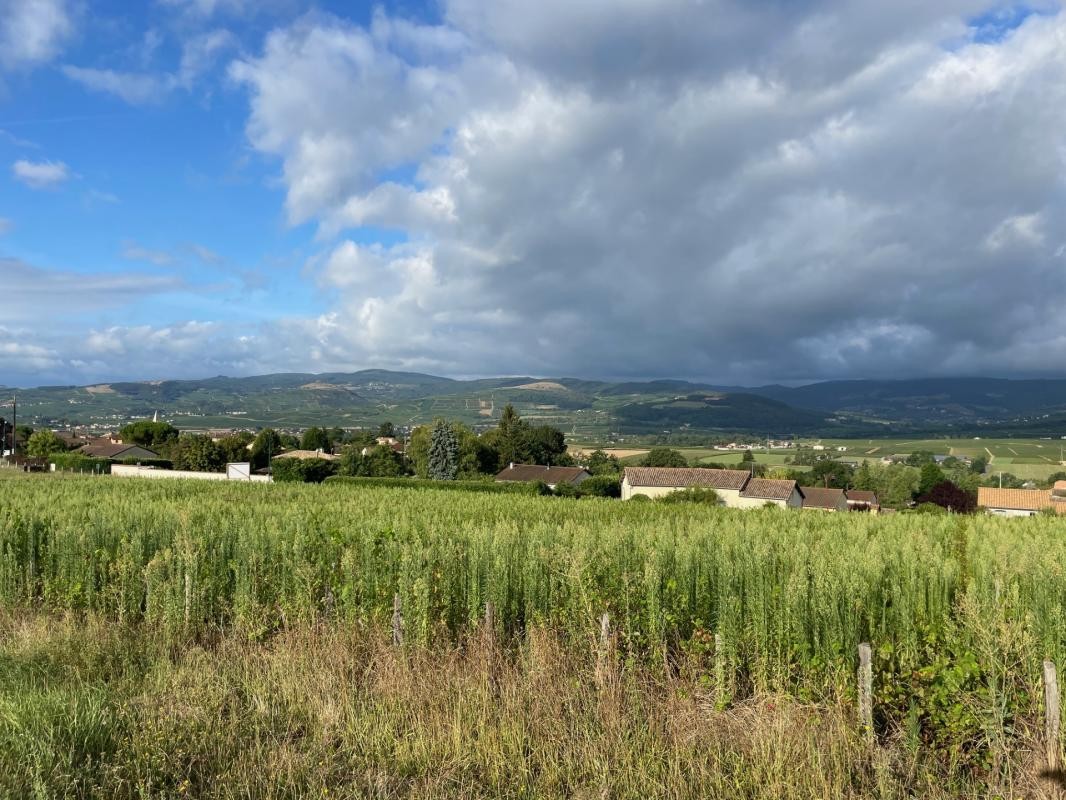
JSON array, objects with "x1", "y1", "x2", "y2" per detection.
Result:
[{"x1": 12, "y1": 158, "x2": 70, "y2": 188}]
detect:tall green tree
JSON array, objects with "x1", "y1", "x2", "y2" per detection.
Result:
[
  {"x1": 641, "y1": 448, "x2": 688, "y2": 468},
  {"x1": 428, "y1": 419, "x2": 459, "y2": 480},
  {"x1": 495, "y1": 404, "x2": 528, "y2": 466},
  {"x1": 377, "y1": 421, "x2": 396, "y2": 439},
  {"x1": 918, "y1": 463, "x2": 946, "y2": 497},
  {"x1": 585, "y1": 449, "x2": 622, "y2": 476},
  {"x1": 217, "y1": 432, "x2": 254, "y2": 464},
  {"x1": 250, "y1": 429, "x2": 283, "y2": 470},
  {"x1": 119, "y1": 420, "x2": 179, "y2": 448},
  {"x1": 173, "y1": 435, "x2": 225, "y2": 472},
  {"x1": 301, "y1": 427, "x2": 331, "y2": 452},
  {"x1": 26, "y1": 430, "x2": 66, "y2": 458}
]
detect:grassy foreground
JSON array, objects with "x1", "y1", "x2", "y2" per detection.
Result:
[
  {"x1": 3, "y1": 473, "x2": 1066, "y2": 796},
  {"x1": 2, "y1": 611, "x2": 1056, "y2": 800}
]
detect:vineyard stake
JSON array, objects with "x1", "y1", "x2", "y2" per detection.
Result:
[
  {"x1": 1045, "y1": 659, "x2": 1060, "y2": 772},
  {"x1": 858, "y1": 642, "x2": 873, "y2": 744},
  {"x1": 392, "y1": 592, "x2": 403, "y2": 647}
]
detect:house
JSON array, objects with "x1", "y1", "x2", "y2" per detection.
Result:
[
  {"x1": 737, "y1": 478, "x2": 804, "y2": 509},
  {"x1": 621, "y1": 467, "x2": 750, "y2": 503},
  {"x1": 800, "y1": 486, "x2": 848, "y2": 512},
  {"x1": 845, "y1": 490, "x2": 880, "y2": 512},
  {"x1": 77, "y1": 442, "x2": 160, "y2": 461},
  {"x1": 361, "y1": 440, "x2": 405, "y2": 456},
  {"x1": 977, "y1": 486, "x2": 1066, "y2": 517},
  {"x1": 495, "y1": 463, "x2": 590, "y2": 490}
]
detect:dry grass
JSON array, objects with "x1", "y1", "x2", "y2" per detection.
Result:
[{"x1": 0, "y1": 613, "x2": 1059, "y2": 799}]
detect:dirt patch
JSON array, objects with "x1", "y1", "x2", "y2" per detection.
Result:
[
  {"x1": 301, "y1": 382, "x2": 345, "y2": 390},
  {"x1": 85, "y1": 384, "x2": 115, "y2": 394}
]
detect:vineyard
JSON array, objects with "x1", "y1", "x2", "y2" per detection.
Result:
[{"x1": 2, "y1": 473, "x2": 1066, "y2": 796}]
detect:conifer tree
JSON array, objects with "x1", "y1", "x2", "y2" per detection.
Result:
[{"x1": 428, "y1": 419, "x2": 459, "y2": 480}]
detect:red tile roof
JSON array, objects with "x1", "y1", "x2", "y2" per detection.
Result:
[
  {"x1": 623, "y1": 467, "x2": 750, "y2": 490},
  {"x1": 740, "y1": 478, "x2": 798, "y2": 501},
  {"x1": 977, "y1": 487, "x2": 1066, "y2": 513},
  {"x1": 496, "y1": 464, "x2": 589, "y2": 484},
  {"x1": 800, "y1": 486, "x2": 847, "y2": 510}
]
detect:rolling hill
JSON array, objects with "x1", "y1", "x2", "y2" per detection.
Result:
[{"x1": 9, "y1": 371, "x2": 1066, "y2": 437}]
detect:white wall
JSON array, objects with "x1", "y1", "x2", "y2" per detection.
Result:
[{"x1": 111, "y1": 464, "x2": 271, "y2": 483}]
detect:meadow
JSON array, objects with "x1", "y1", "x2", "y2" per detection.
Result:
[{"x1": 3, "y1": 473, "x2": 1066, "y2": 796}]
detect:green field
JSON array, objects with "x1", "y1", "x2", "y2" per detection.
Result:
[
  {"x1": 3, "y1": 473, "x2": 1066, "y2": 795},
  {"x1": 575, "y1": 437, "x2": 1066, "y2": 482}
]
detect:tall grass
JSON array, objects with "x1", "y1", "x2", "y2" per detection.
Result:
[{"x1": 3, "y1": 473, "x2": 1066, "y2": 793}]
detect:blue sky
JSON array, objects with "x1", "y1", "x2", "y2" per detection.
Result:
[{"x1": 2, "y1": 0, "x2": 1065, "y2": 386}]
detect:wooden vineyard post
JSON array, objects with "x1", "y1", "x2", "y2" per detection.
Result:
[
  {"x1": 392, "y1": 593, "x2": 403, "y2": 647},
  {"x1": 714, "y1": 633, "x2": 730, "y2": 707},
  {"x1": 858, "y1": 643, "x2": 873, "y2": 744},
  {"x1": 1045, "y1": 660, "x2": 1060, "y2": 773},
  {"x1": 184, "y1": 570, "x2": 192, "y2": 628},
  {"x1": 484, "y1": 601, "x2": 495, "y2": 637},
  {"x1": 595, "y1": 612, "x2": 611, "y2": 688}
]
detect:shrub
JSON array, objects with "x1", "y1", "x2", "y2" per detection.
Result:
[
  {"x1": 273, "y1": 457, "x2": 339, "y2": 483},
  {"x1": 49, "y1": 453, "x2": 112, "y2": 473},
  {"x1": 324, "y1": 476, "x2": 546, "y2": 495},
  {"x1": 575, "y1": 475, "x2": 621, "y2": 498},
  {"x1": 658, "y1": 488, "x2": 721, "y2": 505}
]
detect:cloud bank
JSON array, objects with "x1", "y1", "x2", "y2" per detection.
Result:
[{"x1": 7, "y1": 1, "x2": 1066, "y2": 386}]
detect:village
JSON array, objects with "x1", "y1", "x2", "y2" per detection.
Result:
[{"x1": 4, "y1": 405, "x2": 1065, "y2": 517}]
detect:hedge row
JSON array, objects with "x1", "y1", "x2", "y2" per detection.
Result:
[{"x1": 323, "y1": 476, "x2": 550, "y2": 495}]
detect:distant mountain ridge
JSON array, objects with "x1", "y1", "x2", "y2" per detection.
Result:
[{"x1": 10, "y1": 370, "x2": 1066, "y2": 435}]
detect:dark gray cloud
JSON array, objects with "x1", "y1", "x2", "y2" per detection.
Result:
[
  {"x1": 9, "y1": 2, "x2": 1066, "y2": 387},
  {"x1": 221, "y1": 1, "x2": 1066, "y2": 384}
]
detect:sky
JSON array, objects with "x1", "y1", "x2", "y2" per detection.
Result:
[{"x1": 1, "y1": 0, "x2": 1065, "y2": 388}]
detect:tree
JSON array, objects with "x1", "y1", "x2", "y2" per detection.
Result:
[
  {"x1": 585, "y1": 449, "x2": 622, "y2": 476},
  {"x1": 575, "y1": 474, "x2": 622, "y2": 497},
  {"x1": 120, "y1": 420, "x2": 179, "y2": 448},
  {"x1": 173, "y1": 435, "x2": 225, "y2": 472},
  {"x1": 526, "y1": 425, "x2": 571, "y2": 466},
  {"x1": 809, "y1": 459, "x2": 854, "y2": 489},
  {"x1": 428, "y1": 419, "x2": 459, "y2": 480},
  {"x1": 916, "y1": 480, "x2": 976, "y2": 513},
  {"x1": 853, "y1": 461, "x2": 875, "y2": 491},
  {"x1": 217, "y1": 432, "x2": 254, "y2": 464},
  {"x1": 495, "y1": 404, "x2": 528, "y2": 467},
  {"x1": 641, "y1": 447, "x2": 688, "y2": 468},
  {"x1": 340, "y1": 445, "x2": 405, "y2": 477},
  {"x1": 377, "y1": 421, "x2": 396, "y2": 439},
  {"x1": 885, "y1": 468, "x2": 920, "y2": 508},
  {"x1": 904, "y1": 450, "x2": 937, "y2": 467},
  {"x1": 250, "y1": 428, "x2": 282, "y2": 470},
  {"x1": 405, "y1": 425, "x2": 431, "y2": 477},
  {"x1": 970, "y1": 455, "x2": 988, "y2": 475},
  {"x1": 741, "y1": 449, "x2": 755, "y2": 463},
  {"x1": 918, "y1": 463, "x2": 945, "y2": 497},
  {"x1": 301, "y1": 427, "x2": 331, "y2": 452},
  {"x1": 26, "y1": 430, "x2": 66, "y2": 458}
]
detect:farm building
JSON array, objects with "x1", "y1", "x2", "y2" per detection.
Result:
[
  {"x1": 977, "y1": 485, "x2": 1066, "y2": 517},
  {"x1": 621, "y1": 467, "x2": 750, "y2": 502},
  {"x1": 800, "y1": 486, "x2": 848, "y2": 511},
  {"x1": 77, "y1": 442, "x2": 160, "y2": 461},
  {"x1": 845, "y1": 490, "x2": 880, "y2": 511},
  {"x1": 737, "y1": 478, "x2": 803, "y2": 509},
  {"x1": 495, "y1": 463, "x2": 590, "y2": 490},
  {"x1": 621, "y1": 468, "x2": 802, "y2": 509}
]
